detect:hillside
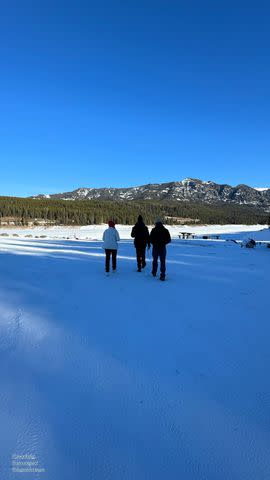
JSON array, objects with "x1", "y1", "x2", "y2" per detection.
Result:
[
  {"x1": 32, "y1": 178, "x2": 270, "y2": 211},
  {"x1": 0, "y1": 196, "x2": 268, "y2": 226}
]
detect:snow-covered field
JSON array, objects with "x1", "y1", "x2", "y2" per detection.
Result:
[
  {"x1": 0, "y1": 223, "x2": 268, "y2": 240},
  {"x1": 0, "y1": 227, "x2": 270, "y2": 479}
]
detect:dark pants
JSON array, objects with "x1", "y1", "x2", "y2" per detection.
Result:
[
  {"x1": 136, "y1": 246, "x2": 146, "y2": 270},
  {"x1": 105, "y1": 249, "x2": 117, "y2": 272},
  {"x1": 152, "y1": 246, "x2": 166, "y2": 278}
]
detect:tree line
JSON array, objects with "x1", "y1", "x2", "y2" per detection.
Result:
[{"x1": 0, "y1": 196, "x2": 268, "y2": 226}]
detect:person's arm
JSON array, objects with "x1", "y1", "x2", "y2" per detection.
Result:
[
  {"x1": 166, "y1": 230, "x2": 171, "y2": 244},
  {"x1": 102, "y1": 230, "x2": 106, "y2": 249},
  {"x1": 149, "y1": 229, "x2": 154, "y2": 245},
  {"x1": 116, "y1": 229, "x2": 120, "y2": 242},
  {"x1": 131, "y1": 226, "x2": 135, "y2": 238}
]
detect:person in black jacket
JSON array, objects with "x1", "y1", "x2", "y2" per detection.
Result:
[
  {"x1": 131, "y1": 215, "x2": 150, "y2": 272},
  {"x1": 150, "y1": 220, "x2": 171, "y2": 281}
]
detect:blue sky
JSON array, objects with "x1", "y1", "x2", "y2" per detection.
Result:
[{"x1": 0, "y1": 1, "x2": 269, "y2": 196}]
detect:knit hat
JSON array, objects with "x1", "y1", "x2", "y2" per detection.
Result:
[
  {"x1": 108, "y1": 220, "x2": 115, "y2": 228},
  {"x1": 155, "y1": 218, "x2": 162, "y2": 225}
]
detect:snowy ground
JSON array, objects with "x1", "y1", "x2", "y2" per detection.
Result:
[
  {"x1": 0, "y1": 228, "x2": 270, "y2": 479},
  {"x1": 0, "y1": 223, "x2": 268, "y2": 240}
]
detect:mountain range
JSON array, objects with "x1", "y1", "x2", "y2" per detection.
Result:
[{"x1": 32, "y1": 178, "x2": 270, "y2": 211}]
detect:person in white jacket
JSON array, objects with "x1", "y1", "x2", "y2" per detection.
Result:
[{"x1": 102, "y1": 220, "x2": 120, "y2": 273}]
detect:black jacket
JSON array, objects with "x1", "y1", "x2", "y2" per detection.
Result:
[
  {"x1": 150, "y1": 224, "x2": 171, "y2": 248},
  {"x1": 131, "y1": 222, "x2": 150, "y2": 248}
]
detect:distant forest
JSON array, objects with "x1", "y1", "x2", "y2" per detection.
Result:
[{"x1": 0, "y1": 196, "x2": 268, "y2": 226}]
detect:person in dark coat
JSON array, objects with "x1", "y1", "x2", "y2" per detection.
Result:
[
  {"x1": 150, "y1": 219, "x2": 171, "y2": 281},
  {"x1": 131, "y1": 215, "x2": 150, "y2": 272}
]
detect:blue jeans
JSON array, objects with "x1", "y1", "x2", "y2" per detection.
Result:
[{"x1": 152, "y1": 246, "x2": 166, "y2": 277}]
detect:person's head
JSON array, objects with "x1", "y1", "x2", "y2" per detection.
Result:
[
  {"x1": 137, "y1": 215, "x2": 143, "y2": 223},
  {"x1": 108, "y1": 220, "x2": 115, "y2": 228},
  {"x1": 155, "y1": 219, "x2": 163, "y2": 226}
]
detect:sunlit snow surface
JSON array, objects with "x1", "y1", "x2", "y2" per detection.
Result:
[
  {"x1": 0, "y1": 223, "x2": 268, "y2": 240},
  {"x1": 0, "y1": 228, "x2": 270, "y2": 480}
]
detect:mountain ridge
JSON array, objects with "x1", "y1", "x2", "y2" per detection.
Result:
[{"x1": 31, "y1": 178, "x2": 270, "y2": 211}]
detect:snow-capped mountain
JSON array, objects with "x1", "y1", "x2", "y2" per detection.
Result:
[{"x1": 32, "y1": 178, "x2": 270, "y2": 210}]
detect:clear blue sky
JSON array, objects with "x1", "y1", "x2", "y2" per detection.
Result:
[{"x1": 0, "y1": 1, "x2": 269, "y2": 196}]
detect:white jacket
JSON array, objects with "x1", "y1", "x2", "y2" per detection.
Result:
[{"x1": 102, "y1": 227, "x2": 120, "y2": 250}]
